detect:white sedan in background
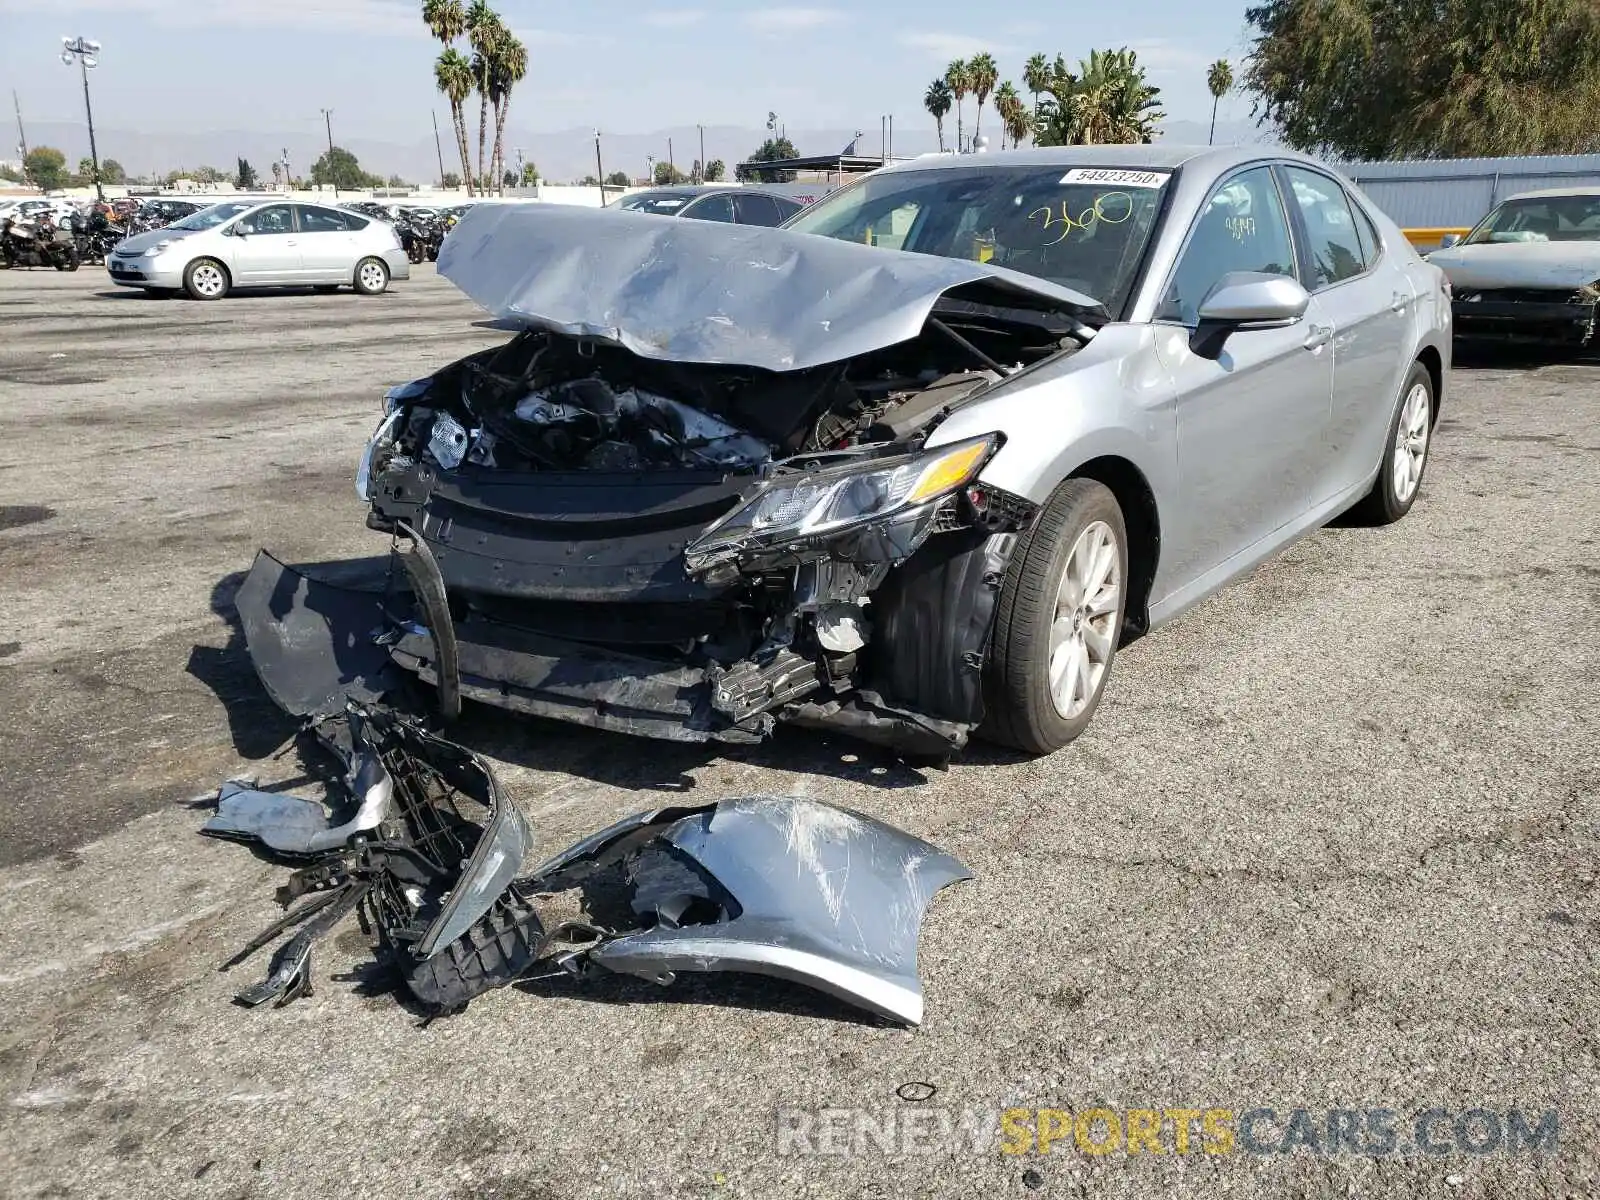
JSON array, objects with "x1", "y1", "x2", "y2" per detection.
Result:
[{"x1": 107, "y1": 199, "x2": 410, "y2": 299}]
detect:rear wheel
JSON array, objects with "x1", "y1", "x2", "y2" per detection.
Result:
[
  {"x1": 183, "y1": 257, "x2": 230, "y2": 301},
  {"x1": 982, "y1": 478, "x2": 1129, "y2": 754},
  {"x1": 1350, "y1": 361, "x2": 1433, "y2": 525},
  {"x1": 353, "y1": 257, "x2": 389, "y2": 296}
]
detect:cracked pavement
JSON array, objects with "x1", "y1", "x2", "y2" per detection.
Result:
[{"x1": 0, "y1": 267, "x2": 1596, "y2": 1199}]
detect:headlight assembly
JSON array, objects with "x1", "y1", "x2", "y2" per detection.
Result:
[
  {"x1": 356, "y1": 410, "x2": 403, "y2": 501},
  {"x1": 684, "y1": 433, "x2": 1001, "y2": 574},
  {"x1": 383, "y1": 376, "x2": 431, "y2": 415}
]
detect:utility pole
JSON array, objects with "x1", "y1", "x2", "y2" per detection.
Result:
[
  {"x1": 880, "y1": 115, "x2": 886, "y2": 165},
  {"x1": 12, "y1": 90, "x2": 28, "y2": 165},
  {"x1": 59, "y1": 38, "x2": 103, "y2": 200},
  {"x1": 668, "y1": 137, "x2": 674, "y2": 180},
  {"x1": 646, "y1": 154, "x2": 655, "y2": 186},
  {"x1": 431, "y1": 110, "x2": 447, "y2": 188},
  {"x1": 319, "y1": 107, "x2": 337, "y2": 196},
  {"x1": 888, "y1": 114, "x2": 893, "y2": 162},
  {"x1": 697, "y1": 123, "x2": 705, "y2": 184},
  {"x1": 594, "y1": 129, "x2": 606, "y2": 205}
]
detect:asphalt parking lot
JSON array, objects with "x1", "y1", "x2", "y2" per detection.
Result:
[{"x1": 0, "y1": 265, "x2": 1596, "y2": 1200}]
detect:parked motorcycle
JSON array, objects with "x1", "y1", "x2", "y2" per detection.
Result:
[{"x1": 0, "y1": 212, "x2": 81, "y2": 270}]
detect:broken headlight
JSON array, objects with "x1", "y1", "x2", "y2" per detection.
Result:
[
  {"x1": 355, "y1": 409, "x2": 403, "y2": 500},
  {"x1": 383, "y1": 376, "x2": 431, "y2": 415},
  {"x1": 684, "y1": 433, "x2": 1000, "y2": 573}
]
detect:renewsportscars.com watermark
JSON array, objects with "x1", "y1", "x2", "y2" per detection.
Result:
[{"x1": 776, "y1": 1105, "x2": 1560, "y2": 1158}]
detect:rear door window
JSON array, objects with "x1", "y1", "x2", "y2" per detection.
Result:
[
  {"x1": 733, "y1": 193, "x2": 782, "y2": 226},
  {"x1": 681, "y1": 193, "x2": 735, "y2": 223}
]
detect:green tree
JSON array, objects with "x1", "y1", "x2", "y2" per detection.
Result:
[
  {"x1": 520, "y1": 160, "x2": 539, "y2": 185},
  {"x1": 944, "y1": 59, "x2": 971, "y2": 151},
  {"x1": 77, "y1": 157, "x2": 98, "y2": 185},
  {"x1": 441, "y1": 170, "x2": 462, "y2": 189},
  {"x1": 1244, "y1": 0, "x2": 1600, "y2": 158},
  {"x1": 435, "y1": 48, "x2": 477, "y2": 197},
  {"x1": 310, "y1": 146, "x2": 379, "y2": 190},
  {"x1": 924, "y1": 77, "x2": 953, "y2": 151},
  {"x1": 0, "y1": 163, "x2": 21, "y2": 183},
  {"x1": 1036, "y1": 48, "x2": 1162, "y2": 146},
  {"x1": 653, "y1": 160, "x2": 688, "y2": 185},
  {"x1": 604, "y1": 170, "x2": 630, "y2": 187},
  {"x1": 968, "y1": 52, "x2": 999, "y2": 147},
  {"x1": 737, "y1": 136, "x2": 798, "y2": 182},
  {"x1": 487, "y1": 29, "x2": 527, "y2": 196},
  {"x1": 1206, "y1": 59, "x2": 1234, "y2": 145},
  {"x1": 465, "y1": 0, "x2": 502, "y2": 190},
  {"x1": 1023, "y1": 52, "x2": 1050, "y2": 122},
  {"x1": 24, "y1": 147, "x2": 68, "y2": 190},
  {"x1": 236, "y1": 157, "x2": 258, "y2": 188},
  {"x1": 993, "y1": 81, "x2": 1019, "y2": 148},
  {"x1": 703, "y1": 159, "x2": 725, "y2": 182}
]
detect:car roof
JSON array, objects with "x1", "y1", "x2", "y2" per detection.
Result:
[
  {"x1": 1501, "y1": 186, "x2": 1600, "y2": 202},
  {"x1": 878, "y1": 144, "x2": 1327, "y2": 177}
]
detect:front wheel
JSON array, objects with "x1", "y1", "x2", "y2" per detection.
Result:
[
  {"x1": 981, "y1": 478, "x2": 1129, "y2": 754},
  {"x1": 183, "y1": 257, "x2": 230, "y2": 301},
  {"x1": 353, "y1": 257, "x2": 389, "y2": 296},
  {"x1": 1349, "y1": 361, "x2": 1434, "y2": 525}
]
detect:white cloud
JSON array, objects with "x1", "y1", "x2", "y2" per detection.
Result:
[
  {"x1": 1126, "y1": 39, "x2": 1212, "y2": 77},
  {"x1": 641, "y1": 8, "x2": 708, "y2": 28},
  {"x1": 898, "y1": 31, "x2": 1014, "y2": 62},
  {"x1": 33, "y1": 0, "x2": 426, "y2": 37},
  {"x1": 741, "y1": 7, "x2": 845, "y2": 34}
]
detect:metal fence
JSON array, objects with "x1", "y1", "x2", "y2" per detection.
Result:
[{"x1": 1342, "y1": 153, "x2": 1600, "y2": 228}]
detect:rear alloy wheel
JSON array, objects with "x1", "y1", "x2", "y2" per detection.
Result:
[
  {"x1": 982, "y1": 478, "x2": 1129, "y2": 754},
  {"x1": 183, "y1": 257, "x2": 230, "y2": 301},
  {"x1": 354, "y1": 257, "x2": 389, "y2": 296},
  {"x1": 1351, "y1": 361, "x2": 1434, "y2": 524}
]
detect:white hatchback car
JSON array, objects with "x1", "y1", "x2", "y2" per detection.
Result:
[{"x1": 107, "y1": 199, "x2": 411, "y2": 299}]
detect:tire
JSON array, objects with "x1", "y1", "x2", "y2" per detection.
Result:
[
  {"x1": 353, "y1": 257, "x2": 389, "y2": 296},
  {"x1": 981, "y1": 478, "x2": 1130, "y2": 754},
  {"x1": 1349, "y1": 361, "x2": 1434, "y2": 525},
  {"x1": 183, "y1": 257, "x2": 230, "y2": 301}
]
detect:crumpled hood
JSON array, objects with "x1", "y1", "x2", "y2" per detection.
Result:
[
  {"x1": 437, "y1": 200, "x2": 1105, "y2": 372},
  {"x1": 115, "y1": 226, "x2": 203, "y2": 255},
  {"x1": 1428, "y1": 240, "x2": 1600, "y2": 291}
]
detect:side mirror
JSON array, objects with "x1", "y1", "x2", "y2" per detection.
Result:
[
  {"x1": 1191, "y1": 271, "x2": 1310, "y2": 358},
  {"x1": 1438, "y1": 232, "x2": 1462, "y2": 249}
]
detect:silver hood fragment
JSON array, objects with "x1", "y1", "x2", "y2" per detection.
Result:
[
  {"x1": 1428, "y1": 240, "x2": 1600, "y2": 290},
  {"x1": 438, "y1": 200, "x2": 1104, "y2": 372}
]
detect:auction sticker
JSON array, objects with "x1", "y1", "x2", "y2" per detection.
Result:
[{"x1": 1060, "y1": 168, "x2": 1171, "y2": 188}]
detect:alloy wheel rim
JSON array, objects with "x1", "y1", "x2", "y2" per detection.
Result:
[
  {"x1": 1048, "y1": 520, "x2": 1121, "y2": 720},
  {"x1": 360, "y1": 262, "x2": 385, "y2": 291},
  {"x1": 193, "y1": 264, "x2": 223, "y2": 297},
  {"x1": 1392, "y1": 382, "x2": 1430, "y2": 503}
]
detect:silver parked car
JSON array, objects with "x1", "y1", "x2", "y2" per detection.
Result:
[
  {"x1": 235, "y1": 146, "x2": 1450, "y2": 761},
  {"x1": 107, "y1": 199, "x2": 410, "y2": 299},
  {"x1": 1428, "y1": 187, "x2": 1600, "y2": 347}
]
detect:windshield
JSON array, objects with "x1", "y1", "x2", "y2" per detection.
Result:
[
  {"x1": 169, "y1": 202, "x2": 256, "y2": 232},
  {"x1": 618, "y1": 191, "x2": 696, "y2": 216},
  {"x1": 1464, "y1": 195, "x2": 1600, "y2": 245},
  {"x1": 784, "y1": 164, "x2": 1171, "y2": 314}
]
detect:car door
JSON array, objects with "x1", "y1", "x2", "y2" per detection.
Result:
[
  {"x1": 1152, "y1": 164, "x2": 1335, "y2": 589},
  {"x1": 227, "y1": 204, "x2": 301, "y2": 284},
  {"x1": 1280, "y1": 166, "x2": 1413, "y2": 506},
  {"x1": 679, "y1": 193, "x2": 736, "y2": 223},
  {"x1": 732, "y1": 193, "x2": 783, "y2": 227},
  {"x1": 294, "y1": 205, "x2": 359, "y2": 282}
]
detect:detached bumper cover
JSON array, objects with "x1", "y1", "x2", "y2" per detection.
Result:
[{"x1": 1452, "y1": 294, "x2": 1598, "y2": 345}]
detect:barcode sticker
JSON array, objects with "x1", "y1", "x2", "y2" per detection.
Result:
[{"x1": 1059, "y1": 168, "x2": 1171, "y2": 188}]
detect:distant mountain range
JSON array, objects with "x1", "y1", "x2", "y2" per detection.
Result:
[{"x1": 17, "y1": 118, "x2": 1275, "y2": 185}]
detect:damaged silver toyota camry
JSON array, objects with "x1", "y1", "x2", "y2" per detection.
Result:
[{"x1": 240, "y1": 145, "x2": 1451, "y2": 761}]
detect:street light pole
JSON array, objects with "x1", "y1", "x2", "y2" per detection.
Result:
[
  {"x1": 320, "y1": 107, "x2": 337, "y2": 197},
  {"x1": 59, "y1": 37, "x2": 103, "y2": 201},
  {"x1": 697, "y1": 123, "x2": 705, "y2": 184},
  {"x1": 594, "y1": 129, "x2": 606, "y2": 205}
]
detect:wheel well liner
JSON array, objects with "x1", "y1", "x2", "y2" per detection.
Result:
[
  {"x1": 1066, "y1": 455, "x2": 1160, "y2": 641},
  {"x1": 1416, "y1": 345, "x2": 1443, "y2": 424}
]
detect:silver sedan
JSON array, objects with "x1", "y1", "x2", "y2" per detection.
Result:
[{"x1": 108, "y1": 199, "x2": 411, "y2": 299}]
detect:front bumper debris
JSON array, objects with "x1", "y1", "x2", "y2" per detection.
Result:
[
  {"x1": 1452, "y1": 288, "x2": 1598, "y2": 346},
  {"x1": 202, "y1": 710, "x2": 969, "y2": 1024}
]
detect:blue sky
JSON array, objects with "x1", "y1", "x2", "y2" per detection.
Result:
[{"x1": 2, "y1": 0, "x2": 1261, "y2": 141}]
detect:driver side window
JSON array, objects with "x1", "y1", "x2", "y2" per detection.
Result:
[
  {"x1": 1159, "y1": 167, "x2": 1296, "y2": 325},
  {"x1": 235, "y1": 205, "x2": 294, "y2": 236}
]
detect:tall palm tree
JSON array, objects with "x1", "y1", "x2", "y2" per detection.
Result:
[
  {"x1": 421, "y1": 0, "x2": 466, "y2": 43},
  {"x1": 465, "y1": 0, "x2": 501, "y2": 189},
  {"x1": 924, "y1": 78, "x2": 954, "y2": 152},
  {"x1": 1206, "y1": 58, "x2": 1234, "y2": 145},
  {"x1": 1023, "y1": 52, "x2": 1049, "y2": 136},
  {"x1": 994, "y1": 81, "x2": 1020, "y2": 148},
  {"x1": 967, "y1": 53, "x2": 999, "y2": 148},
  {"x1": 489, "y1": 32, "x2": 527, "y2": 195},
  {"x1": 434, "y1": 48, "x2": 475, "y2": 194},
  {"x1": 944, "y1": 59, "x2": 970, "y2": 152},
  {"x1": 1004, "y1": 99, "x2": 1033, "y2": 151}
]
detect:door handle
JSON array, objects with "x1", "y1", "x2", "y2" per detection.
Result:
[
  {"x1": 1303, "y1": 323, "x2": 1333, "y2": 351},
  {"x1": 286, "y1": 239, "x2": 299, "y2": 246},
  {"x1": 1390, "y1": 291, "x2": 1410, "y2": 313}
]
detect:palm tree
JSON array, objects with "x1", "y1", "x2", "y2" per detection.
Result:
[
  {"x1": 1036, "y1": 48, "x2": 1162, "y2": 147},
  {"x1": 1023, "y1": 52, "x2": 1049, "y2": 136},
  {"x1": 421, "y1": 0, "x2": 466, "y2": 43},
  {"x1": 1206, "y1": 59, "x2": 1234, "y2": 145},
  {"x1": 968, "y1": 52, "x2": 999, "y2": 148},
  {"x1": 993, "y1": 82, "x2": 1017, "y2": 148},
  {"x1": 488, "y1": 32, "x2": 527, "y2": 195},
  {"x1": 434, "y1": 48, "x2": 475, "y2": 194},
  {"x1": 944, "y1": 59, "x2": 970, "y2": 152},
  {"x1": 924, "y1": 78, "x2": 954, "y2": 152},
  {"x1": 1005, "y1": 99, "x2": 1033, "y2": 151},
  {"x1": 465, "y1": 0, "x2": 501, "y2": 190}
]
